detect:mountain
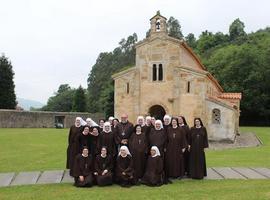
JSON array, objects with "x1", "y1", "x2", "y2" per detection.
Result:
[{"x1": 17, "y1": 98, "x2": 44, "y2": 111}]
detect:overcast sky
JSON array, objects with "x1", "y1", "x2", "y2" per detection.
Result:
[{"x1": 1, "y1": 0, "x2": 269, "y2": 103}]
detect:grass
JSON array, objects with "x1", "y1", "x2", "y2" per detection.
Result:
[
  {"x1": 0, "y1": 128, "x2": 67, "y2": 173},
  {"x1": 0, "y1": 180, "x2": 270, "y2": 200},
  {"x1": 0, "y1": 127, "x2": 270, "y2": 200},
  {"x1": 0, "y1": 127, "x2": 269, "y2": 172},
  {"x1": 206, "y1": 127, "x2": 270, "y2": 167}
]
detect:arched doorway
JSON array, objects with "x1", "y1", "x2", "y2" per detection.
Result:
[{"x1": 148, "y1": 105, "x2": 166, "y2": 120}]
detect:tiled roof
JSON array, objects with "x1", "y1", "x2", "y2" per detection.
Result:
[{"x1": 219, "y1": 93, "x2": 242, "y2": 100}]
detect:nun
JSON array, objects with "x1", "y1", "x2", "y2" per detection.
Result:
[
  {"x1": 115, "y1": 146, "x2": 135, "y2": 187},
  {"x1": 86, "y1": 118, "x2": 99, "y2": 127},
  {"x1": 178, "y1": 115, "x2": 191, "y2": 175},
  {"x1": 73, "y1": 146, "x2": 94, "y2": 187},
  {"x1": 129, "y1": 124, "x2": 149, "y2": 182},
  {"x1": 108, "y1": 116, "x2": 114, "y2": 126},
  {"x1": 141, "y1": 146, "x2": 164, "y2": 186},
  {"x1": 66, "y1": 117, "x2": 84, "y2": 176},
  {"x1": 144, "y1": 116, "x2": 153, "y2": 139},
  {"x1": 89, "y1": 126, "x2": 100, "y2": 159},
  {"x1": 165, "y1": 117, "x2": 187, "y2": 179},
  {"x1": 94, "y1": 147, "x2": 113, "y2": 186},
  {"x1": 148, "y1": 120, "x2": 167, "y2": 157},
  {"x1": 75, "y1": 125, "x2": 91, "y2": 155},
  {"x1": 189, "y1": 118, "x2": 209, "y2": 179},
  {"x1": 98, "y1": 122, "x2": 116, "y2": 158},
  {"x1": 163, "y1": 115, "x2": 171, "y2": 132},
  {"x1": 136, "y1": 116, "x2": 147, "y2": 133},
  {"x1": 98, "y1": 119, "x2": 105, "y2": 133},
  {"x1": 151, "y1": 117, "x2": 156, "y2": 127}
]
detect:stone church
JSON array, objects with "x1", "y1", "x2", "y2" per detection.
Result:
[{"x1": 112, "y1": 12, "x2": 242, "y2": 141}]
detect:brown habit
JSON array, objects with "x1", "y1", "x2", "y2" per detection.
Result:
[
  {"x1": 94, "y1": 154, "x2": 113, "y2": 186},
  {"x1": 165, "y1": 126, "x2": 187, "y2": 178},
  {"x1": 141, "y1": 156, "x2": 163, "y2": 186},
  {"x1": 73, "y1": 154, "x2": 94, "y2": 187},
  {"x1": 129, "y1": 132, "x2": 149, "y2": 179},
  {"x1": 189, "y1": 126, "x2": 209, "y2": 179},
  {"x1": 148, "y1": 129, "x2": 167, "y2": 156},
  {"x1": 115, "y1": 155, "x2": 135, "y2": 186},
  {"x1": 98, "y1": 131, "x2": 116, "y2": 157},
  {"x1": 66, "y1": 125, "x2": 83, "y2": 176}
]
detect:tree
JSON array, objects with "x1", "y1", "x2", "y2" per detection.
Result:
[
  {"x1": 229, "y1": 18, "x2": 246, "y2": 41},
  {"x1": 0, "y1": 54, "x2": 16, "y2": 109},
  {"x1": 41, "y1": 84, "x2": 75, "y2": 112},
  {"x1": 72, "y1": 85, "x2": 86, "y2": 112},
  {"x1": 87, "y1": 33, "x2": 137, "y2": 113},
  {"x1": 185, "y1": 33, "x2": 197, "y2": 49},
  {"x1": 167, "y1": 17, "x2": 183, "y2": 40}
]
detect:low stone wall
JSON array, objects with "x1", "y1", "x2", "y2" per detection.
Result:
[{"x1": 0, "y1": 109, "x2": 104, "y2": 128}]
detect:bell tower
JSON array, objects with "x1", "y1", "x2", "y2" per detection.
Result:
[{"x1": 150, "y1": 11, "x2": 167, "y2": 37}]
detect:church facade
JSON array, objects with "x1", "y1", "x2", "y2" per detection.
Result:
[{"x1": 112, "y1": 12, "x2": 241, "y2": 141}]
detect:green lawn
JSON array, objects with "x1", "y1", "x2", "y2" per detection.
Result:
[
  {"x1": 0, "y1": 180, "x2": 270, "y2": 200},
  {"x1": 0, "y1": 128, "x2": 67, "y2": 173},
  {"x1": 0, "y1": 127, "x2": 270, "y2": 200},
  {"x1": 207, "y1": 127, "x2": 270, "y2": 167},
  {"x1": 0, "y1": 127, "x2": 269, "y2": 172}
]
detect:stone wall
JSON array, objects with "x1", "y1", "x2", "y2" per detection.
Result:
[{"x1": 0, "y1": 109, "x2": 104, "y2": 128}]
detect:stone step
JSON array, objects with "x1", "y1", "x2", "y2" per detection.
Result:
[
  {"x1": 10, "y1": 171, "x2": 41, "y2": 186},
  {"x1": 205, "y1": 168, "x2": 224, "y2": 179},
  {"x1": 232, "y1": 167, "x2": 267, "y2": 179},
  {"x1": 251, "y1": 167, "x2": 270, "y2": 178},
  {"x1": 0, "y1": 173, "x2": 15, "y2": 187},
  {"x1": 61, "y1": 170, "x2": 74, "y2": 183},
  {"x1": 212, "y1": 167, "x2": 246, "y2": 179},
  {"x1": 37, "y1": 170, "x2": 64, "y2": 184}
]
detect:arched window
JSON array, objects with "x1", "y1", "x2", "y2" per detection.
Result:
[
  {"x1": 212, "y1": 108, "x2": 221, "y2": 124},
  {"x1": 152, "y1": 64, "x2": 157, "y2": 81},
  {"x1": 158, "y1": 64, "x2": 163, "y2": 81}
]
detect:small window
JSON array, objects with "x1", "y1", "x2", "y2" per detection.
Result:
[
  {"x1": 126, "y1": 82, "x2": 129, "y2": 94},
  {"x1": 158, "y1": 64, "x2": 163, "y2": 81},
  {"x1": 156, "y1": 19, "x2": 161, "y2": 32},
  {"x1": 187, "y1": 81, "x2": 191, "y2": 93},
  {"x1": 212, "y1": 109, "x2": 221, "y2": 124},
  {"x1": 153, "y1": 64, "x2": 157, "y2": 81}
]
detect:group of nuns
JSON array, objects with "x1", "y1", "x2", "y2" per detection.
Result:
[{"x1": 66, "y1": 114, "x2": 209, "y2": 188}]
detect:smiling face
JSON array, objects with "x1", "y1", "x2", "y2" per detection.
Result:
[
  {"x1": 75, "y1": 118, "x2": 81, "y2": 126},
  {"x1": 104, "y1": 124, "x2": 110, "y2": 132},
  {"x1": 99, "y1": 120, "x2": 105, "y2": 127},
  {"x1": 171, "y1": 119, "x2": 178, "y2": 127},
  {"x1": 92, "y1": 127, "x2": 98, "y2": 135},
  {"x1": 178, "y1": 116, "x2": 184, "y2": 124},
  {"x1": 195, "y1": 119, "x2": 201, "y2": 127},
  {"x1": 150, "y1": 149, "x2": 156, "y2": 157},
  {"x1": 136, "y1": 126, "x2": 142, "y2": 134},
  {"x1": 120, "y1": 148, "x2": 127, "y2": 157},
  {"x1": 83, "y1": 127, "x2": 90, "y2": 134},
  {"x1": 113, "y1": 119, "x2": 118, "y2": 126},
  {"x1": 164, "y1": 117, "x2": 170, "y2": 125},
  {"x1": 155, "y1": 122, "x2": 161, "y2": 130},
  {"x1": 151, "y1": 118, "x2": 156, "y2": 125},
  {"x1": 146, "y1": 118, "x2": 151, "y2": 125},
  {"x1": 101, "y1": 147, "x2": 107, "y2": 156},
  {"x1": 137, "y1": 118, "x2": 144, "y2": 125},
  {"x1": 82, "y1": 148, "x2": 89, "y2": 156}
]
